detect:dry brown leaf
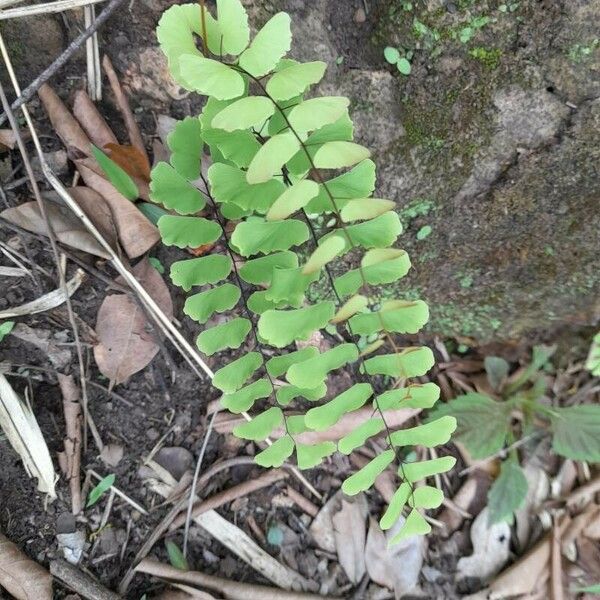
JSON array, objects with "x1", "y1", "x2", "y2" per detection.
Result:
[
  {"x1": 332, "y1": 493, "x2": 368, "y2": 584},
  {"x1": 10, "y1": 323, "x2": 71, "y2": 370},
  {"x1": 72, "y1": 89, "x2": 117, "y2": 149},
  {"x1": 0, "y1": 533, "x2": 52, "y2": 599},
  {"x1": 0, "y1": 200, "x2": 110, "y2": 259},
  {"x1": 93, "y1": 258, "x2": 173, "y2": 386},
  {"x1": 456, "y1": 508, "x2": 510, "y2": 584},
  {"x1": 105, "y1": 143, "x2": 151, "y2": 181},
  {"x1": 76, "y1": 162, "x2": 158, "y2": 258},
  {"x1": 365, "y1": 516, "x2": 424, "y2": 598},
  {"x1": 515, "y1": 462, "x2": 550, "y2": 550},
  {"x1": 38, "y1": 84, "x2": 90, "y2": 157},
  {"x1": 0, "y1": 129, "x2": 28, "y2": 151},
  {"x1": 68, "y1": 186, "x2": 119, "y2": 253},
  {"x1": 308, "y1": 490, "x2": 340, "y2": 553}
]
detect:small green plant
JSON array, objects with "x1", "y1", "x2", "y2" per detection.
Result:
[
  {"x1": 469, "y1": 46, "x2": 502, "y2": 69},
  {"x1": 152, "y1": 0, "x2": 457, "y2": 542},
  {"x1": 586, "y1": 332, "x2": 600, "y2": 376},
  {"x1": 430, "y1": 346, "x2": 600, "y2": 524},
  {"x1": 456, "y1": 15, "x2": 491, "y2": 44},
  {"x1": 165, "y1": 540, "x2": 189, "y2": 570},
  {"x1": 384, "y1": 46, "x2": 412, "y2": 75},
  {"x1": 568, "y1": 39, "x2": 600, "y2": 63},
  {"x1": 0, "y1": 321, "x2": 14, "y2": 343},
  {"x1": 86, "y1": 473, "x2": 115, "y2": 508}
]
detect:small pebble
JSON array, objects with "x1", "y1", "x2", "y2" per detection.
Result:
[
  {"x1": 354, "y1": 7, "x2": 366, "y2": 23},
  {"x1": 446, "y1": 1, "x2": 457, "y2": 12},
  {"x1": 146, "y1": 427, "x2": 160, "y2": 441}
]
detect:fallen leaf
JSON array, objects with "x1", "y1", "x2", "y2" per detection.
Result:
[
  {"x1": 309, "y1": 490, "x2": 340, "y2": 553},
  {"x1": 93, "y1": 258, "x2": 173, "y2": 385},
  {"x1": 515, "y1": 461, "x2": 550, "y2": 550},
  {"x1": 0, "y1": 374, "x2": 56, "y2": 497},
  {"x1": 72, "y1": 89, "x2": 117, "y2": 149},
  {"x1": 0, "y1": 533, "x2": 52, "y2": 599},
  {"x1": 0, "y1": 129, "x2": 28, "y2": 151},
  {"x1": 456, "y1": 507, "x2": 510, "y2": 583},
  {"x1": 0, "y1": 200, "x2": 110, "y2": 259},
  {"x1": 76, "y1": 162, "x2": 158, "y2": 258},
  {"x1": 365, "y1": 515, "x2": 424, "y2": 598},
  {"x1": 0, "y1": 269, "x2": 85, "y2": 319},
  {"x1": 99, "y1": 443, "x2": 124, "y2": 468},
  {"x1": 439, "y1": 471, "x2": 490, "y2": 536},
  {"x1": 332, "y1": 493, "x2": 368, "y2": 584},
  {"x1": 10, "y1": 324, "x2": 71, "y2": 370},
  {"x1": 105, "y1": 143, "x2": 151, "y2": 181}
]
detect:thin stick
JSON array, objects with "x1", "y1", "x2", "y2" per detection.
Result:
[
  {"x1": 50, "y1": 559, "x2": 120, "y2": 600},
  {"x1": 0, "y1": 77, "x2": 102, "y2": 452},
  {"x1": 0, "y1": 0, "x2": 107, "y2": 19},
  {"x1": 0, "y1": 0, "x2": 126, "y2": 126},
  {"x1": 551, "y1": 517, "x2": 564, "y2": 600}
]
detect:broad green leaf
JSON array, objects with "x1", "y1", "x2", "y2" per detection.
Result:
[
  {"x1": 266, "y1": 180, "x2": 319, "y2": 221},
  {"x1": 389, "y1": 509, "x2": 431, "y2": 544},
  {"x1": 157, "y1": 4, "x2": 221, "y2": 75},
  {"x1": 255, "y1": 435, "x2": 294, "y2": 467},
  {"x1": 267, "y1": 92, "x2": 302, "y2": 136},
  {"x1": 342, "y1": 450, "x2": 395, "y2": 495},
  {"x1": 333, "y1": 212, "x2": 402, "y2": 253},
  {"x1": 340, "y1": 198, "x2": 396, "y2": 222},
  {"x1": 179, "y1": 55, "x2": 245, "y2": 99},
  {"x1": 221, "y1": 378, "x2": 272, "y2": 413},
  {"x1": 484, "y1": 356, "x2": 510, "y2": 391},
  {"x1": 301, "y1": 235, "x2": 346, "y2": 275},
  {"x1": 170, "y1": 255, "x2": 232, "y2": 291},
  {"x1": 384, "y1": 46, "x2": 400, "y2": 64},
  {"x1": 91, "y1": 145, "x2": 138, "y2": 200},
  {"x1": 167, "y1": 116, "x2": 203, "y2": 180},
  {"x1": 331, "y1": 294, "x2": 369, "y2": 323},
  {"x1": 212, "y1": 96, "x2": 275, "y2": 131},
  {"x1": 266, "y1": 347, "x2": 318, "y2": 378},
  {"x1": 166, "y1": 541, "x2": 188, "y2": 571},
  {"x1": 286, "y1": 343, "x2": 358, "y2": 389},
  {"x1": 86, "y1": 473, "x2": 115, "y2": 508},
  {"x1": 0, "y1": 321, "x2": 14, "y2": 343},
  {"x1": 288, "y1": 97, "x2": 349, "y2": 132},
  {"x1": 138, "y1": 202, "x2": 169, "y2": 225},
  {"x1": 400, "y1": 456, "x2": 456, "y2": 484},
  {"x1": 196, "y1": 318, "x2": 251, "y2": 355},
  {"x1": 409, "y1": 485, "x2": 444, "y2": 509},
  {"x1": 216, "y1": 0, "x2": 249, "y2": 55},
  {"x1": 380, "y1": 482, "x2": 411, "y2": 530},
  {"x1": 396, "y1": 58, "x2": 411, "y2": 75},
  {"x1": 202, "y1": 129, "x2": 260, "y2": 168},
  {"x1": 306, "y1": 159, "x2": 376, "y2": 213},
  {"x1": 150, "y1": 162, "x2": 206, "y2": 214},
  {"x1": 234, "y1": 407, "x2": 283, "y2": 441},
  {"x1": 389, "y1": 416, "x2": 456, "y2": 448},
  {"x1": 231, "y1": 218, "x2": 309, "y2": 256},
  {"x1": 213, "y1": 352, "x2": 262, "y2": 393},
  {"x1": 338, "y1": 417, "x2": 384, "y2": 454},
  {"x1": 585, "y1": 332, "x2": 600, "y2": 376},
  {"x1": 488, "y1": 460, "x2": 528, "y2": 525},
  {"x1": 363, "y1": 347, "x2": 435, "y2": 378},
  {"x1": 296, "y1": 441, "x2": 336, "y2": 469},
  {"x1": 550, "y1": 405, "x2": 600, "y2": 462},
  {"x1": 239, "y1": 251, "x2": 298, "y2": 285},
  {"x1": 313, "y1": 141, "x2": 370, "y2": 169},
  {"x1": 276, "y1": 383, "x2": 327, "y2": 405},
  {"x1": 374, "y1": 383, "x2": 440, "y2": 411},
  {"x1": 265, "y1": 267, "x2": 318, "y2": 307},
  {"x1": 335, "y1": 249, "x2": 411, "y2": 297},
  {"x1": 266, "y1": 61, "x2": 327, "y2": 101},
  {"x1": 349, "y1": 300, "x2": 429, "y2": 335},
  {"x1": 208, "y1": 163, "x2": 285, "y2": 213},
  {"x1": 246, "y1": 132, "x2": 301, "y2": 184},
  {"x1": 221, "y1": 203, "x2": 251, "y2": 220},
  {"x1": 305, "y1": 383, "x2": 373, "y2": 431},
  {"x1": 258, "y1": 302, "x2": 335, "y2": 348},
  {"x1": 158, "y1": 215, "x2": 221, "y2": 248},
  {"x1": 428, "y1": 393, "x2": 510, "y2": 459},
  {"x1": 239, "y1": 12, "x2": 292, "y2": 77},
  {"x1": 183, "y1": 283, "x2": 240, "y2": 324},
  {"x1": 247, "y1": 290, "x2": 287, "y2": 314}
]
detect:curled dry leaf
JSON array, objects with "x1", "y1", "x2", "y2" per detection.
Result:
[
  {"x1": 0, "y1": 269, "x2": 85, "y2": 320},
  {"x1": 365, "y1": 515, "x2": 425, "y2": 598},
  {"x1": 0, "y1": 200, "x2": 110, "y2": 259},
  {"x1": 332, "y1": 493, "x2": 368, "y2": 584},
  {"x1": 456, "y1": 507, "x2": 510, "y2": 584},
  {"x1": 72, "y1": 89, "x2": 117, "y2": 149},
  {"x1": 0, "y1": 533, "x2": 52, "y2": 600},
  {"x1": 93, "y1": 258, "x2": 173, "y2": 386},
  {"x1": 0, "y1": 375, "x2": 56, "y2": 498},
  {"x1": 76, "y1": 163, "x2": 158, "y2": 258}
]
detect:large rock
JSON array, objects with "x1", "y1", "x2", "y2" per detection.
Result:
[{"x1": 268, "y1": 0, "x2": 600, "y2": 342}]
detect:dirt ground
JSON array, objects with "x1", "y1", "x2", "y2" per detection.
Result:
[{"x1": 0, "y1": 1, "x2": 599, "y2": 599}]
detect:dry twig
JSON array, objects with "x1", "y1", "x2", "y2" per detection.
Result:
[{"x1": 50, "y1": 559, "x2": 119, "y2": 600}]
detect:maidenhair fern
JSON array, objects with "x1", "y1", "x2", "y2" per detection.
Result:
[{"x1": 153, "y1": 0, "x2": 456, "y2": 543}]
